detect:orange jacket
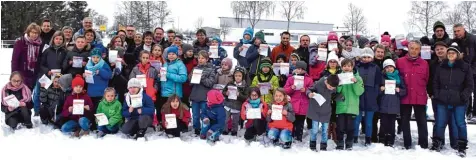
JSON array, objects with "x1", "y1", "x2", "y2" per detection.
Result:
[
  {"x1": 267, "y1": 102, "x2": 295, "y2": 131},
  {"x1": 271, "y1": 43, "x2": 295, "y2": 63}
]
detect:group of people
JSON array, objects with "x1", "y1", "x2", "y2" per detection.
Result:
[{"x1": 2, "y1": 17, "x2": 474, "y2": 157}]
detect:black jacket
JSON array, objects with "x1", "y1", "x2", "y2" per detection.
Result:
[
  {"x1": 433, "y1": 59, "x2": 474, "y2": 106},
  {"x1": 62, "y1": 46, "x2": 90, "y2": 76},
  {"x1": 40, "y1": 87, "x2": 66, "y2": 116},
  {"x1": 454, "y1": 31, "x2": 476, "y2": 75},
  {"x1": 294, "y1": 46, "x2": 310, "y2": 65},
  {"x1": 427, "y1": 58, "x2": 443, "y2": 97},
  {"x1": 40, "y1": 29, "x2": 56, "y2": 46},
  {"x1": 430, "y1": 33, "x2": 452, "y2": 50},
  {"x1": 40, "y1": 46, "x2": 68, "y2": 77}
]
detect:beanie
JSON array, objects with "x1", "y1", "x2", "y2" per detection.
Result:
[
  {"x1": 259, "y1": 57, "x2": 273, "y2": 71},
  {"x1": 327, "y1": 32, "x2": 338, "y2": 42},
  {"x1": 212, "y1": 36, "x2": 222, "y2": 45},
  {"x1": 290, "y1": 53, "x2": 301, "y2": 61},
  {"x1": 167, "y1": 46, "x2": 179, "y2": 56},
  {"x1": 327, "y1": 52, "x2": 339, "y2": 64},
  {"x1": 254, "y1": 31, "x2": 265, "y2": 43},
  {"x1": 358, "y1": 37, "x2": 370, "y2": 49},
  {"x1": 91, "y1": 48, "x2": 102, "y2": 57},
  {"x1": 128, "y1": 78, "x2": 142, "y2": 89},
  {"x1": 243, "y1": 27, "x2": 254, "y2": 37},
  {"x1": 381, "y1": 35, "x2": 391, "y2": 43},
  {"x1": 383, "y1": 59, "x2": 396, "y2": 69},
  {"x1": 295, "y1": 61, "x2": 307, "y2": 71},
  {"x1": 221, "y1": 58, "x2": 233, "y2": 68},
  {"x1": 71, "y1": 74, "x2": 85, "y2": 88},
  {"x1": 447, "y1": 42, "x2": 461, "y2": 54},
  {"x1": 360, "y1": 47, "x2": 374, "y2": 58},
  {"x1": 58, "y1": 74, "x2": 73, "y2": 92},
  {"x1": 207, "y1": 89, "x2": 224, "y2": 106},
  {"x1": 433, "y1": 21, "x2": 446, "y2": 32}
]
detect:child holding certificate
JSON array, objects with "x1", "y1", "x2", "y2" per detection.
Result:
[
  {"x1": 222, "y1": 66, "x2": 249, "y2": 136},
  {"x1": 1, "y1": 72, "x2": 33, "y2": 130},
  {"x1": 241, "y1": 87, "x2": 268, "y2": 142},
  {"x1": 96, "y1": 87, "x2": 123, "y2": 137},
  {"x1": 266, "y1": 88, "x2": 295, "y2": 149},
  {"x1": 161, "y1": 94, "x2": 191, "y2": 138}
]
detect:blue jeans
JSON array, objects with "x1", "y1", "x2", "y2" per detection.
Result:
[
  {"x1": 98, "y1": 125, "x2": 120, "y2": 134},
  {"x1": 192, "y1": 101, "x2": 207, "y2": 129},
  {"x1": 310, "y1": 121, "x2": 328, "y2": 143},
  {"x1": 268, "y1": 128, "x2": 292, "y2": 142},
  {"x1": 200, "y1": 122, "x2": 221, "y2": 141},
  {"x1": 354, "y1": 111, "x2": 374, "y2": 137},
  {"x1": 436, "y1": 105, "x2": 467, "y2": 141},
  {"x1": 33, "y1": 81, "x2": 40, "y2": 113},
  {"x1": 61, "y1": 117, "x2": 90, "y2": 133}
]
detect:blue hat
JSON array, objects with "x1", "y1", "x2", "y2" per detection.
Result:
[
  {"x1": 212, "y1": 36, "x2": 222, "y2": 45},
  {"x1": 242, "y1": 27, "x2": 254, "y2": 44},
  {"x1": 167, "y1": 46, "x2": 179, "y2": 56},
  {"x1": 91, "y1": 48, "x2": 102, "y2": 57}
]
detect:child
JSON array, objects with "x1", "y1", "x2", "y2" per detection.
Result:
[
  {"x1": 308, "y1": 43, "x2": 327, "y2": 81},
  {"x1": 55, "y1": 74, "x2": 73, "y2": 128},
  {"x1": 289, "y1": 53, "x2": 300, "y2": 74},
  {"x1": 39, "y1": 75, "x2": 66, "y2": 126},
  {"x1": 200, "y1": 89, "x2": 226, "y2": 143},
  {"x1": 181, "y1": 46, "x2": 198, "y2": 103},
  {"x1": 223, "y1": 66, "x2": 250, "y2": 136},
  {"x1": 251, "y1": 57, "x2": 279, "y2": 104},
  {"x1": 191, "y1": 51, "x2": 217, "y2": 135},
  {"x1": 40, "y1": 31, "x2": 67, "y2": 77},
  {"x1": 150, "y1": 44, "x2": 165, "y2": 64},
  {"x1": 354, "y1": 48, "x2": 383, "y2": 146},
  {"x1": 63, "y1": 36, "x2": 90, "y2": 76},
  {"x1": 335, "y1": 59, "x2": 364, "y2": 150},
  {"x1": 283, "y1": 61, "x2": 313, "y2": 142},
  {"x1": 320, "y1": 52, "x2": 341, "y2": 141},
  {"x1": 209, "y1": 36, "x2": 228, "y2": 70},
  {"x1": 122, "y1": 78, "x2": 155, "y2": 140},
  {"x1": 307, "y1": 75, "x2": 340, "y2": 151},
  {"x1": 241, "y1": 87, "x2": 269, "y2": 142},
  {"x1": 96, "y1": 87, "x2": 123, "y2": 137},
  {"x1": 161, "y1": 94, "x2": 191, "y2": 138},
  {"x1": 61, "y1": 75, "x2": 95, "y2": 137},
  {"x1": 276, "y1": 53, "x2": 288, "y2": 87},
  {"x1": 86, "y1": 48, "x2": 112, "y2": 109},
  {"x1": 1, "y1": 72, "x2": 33, "y2": 130},
  {"x1": 160, "y1": 45, "x2": 187, "y2": 111},
  {"x1": 266, "y1": 88, "x2": 295, "y2": 149},
  {"x1": 216, "y1": 58, "x2": 234, "y2": 86}
]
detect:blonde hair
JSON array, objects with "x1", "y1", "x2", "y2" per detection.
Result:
[
  {"x1": 104, "y1": 87, "x2": 116, "y2": 95},
  {"x1": 24, "y1": 23, "x2": 41, "y2": 36},
  {"x1": 272, "y1": 88, "x2": 289, "y2": 104}
]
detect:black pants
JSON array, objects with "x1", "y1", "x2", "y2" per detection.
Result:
[
  {"x1": 91, "y1": 97, "x2": 102, "y2": 110},
  {"x1": 336, "y1": 114, "x2": 355, "y2": 145},
  {"x1": 5, "y1": 107, "x2": 32, "y2": 129},
  {"x1": 293, "y1": 115, "x2": 306, "y2": 140},
  {"x1": 244, "y1": 119, "x2": 267, "y2": 140},
  {"x1": 380, "y1": 113, "x2": 396, "y2": 137},
  {"x1": 121, "y1": 115, "x2": 152, "y2": 136},
  {"x1": 156, "y1": 96, "x2": 168, "y2": 124},
  {"x1": 468, "y1": 77, "x2": 476, "y2": 116},
  {"x1": 372, "y1": 112, "x2": 383, "y2": 142},
  {"x1": 401, "y1": 104, "x2": 428, "y2": 148},
  {"x1": 39, "y1": 106, "x2": 55, "y2": 124},
  {"x1": 164, "y1": 119, "x2": 188, "y2": 137},
  {"x1": 306, "y1": 118, "x2": 312, "y2": 130}
]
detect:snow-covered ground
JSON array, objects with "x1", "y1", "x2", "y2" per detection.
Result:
[{"x1": 0, "y1": 45, "x2": 475, "y2": 159}]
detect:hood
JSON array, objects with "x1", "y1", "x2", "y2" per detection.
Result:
[
  {"x1": 242, "y1": 27, "x2": 254, "y2": 44},
  {"x1": 207, "y1": 89, "x2": 224, "y2": 106}
]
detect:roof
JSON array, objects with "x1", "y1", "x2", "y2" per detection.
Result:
[{"x1": 219, "y1": 17, "x2": 333, "y2": 31}]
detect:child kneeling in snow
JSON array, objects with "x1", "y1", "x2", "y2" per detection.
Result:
[
  {"x1": 161, "y1": 94, "x2": 191, "y2": 138},
  {"x1": 121, "y1": 78, "x2": 155, "y2": 140},
  {"x1": 96, "y1": 87, "x2": 123, "y2": 137},
  {"x1": 1, "y1": 72, "x2": 33, "y2": 130},
  {"x1": 266, "y1": 88, "x2": 296, "y2": 149},
  {"x1": 241, "y1": 87, "x2": 268, "y2": 141},
  {"x1": 200, "y1": 89, "x2": 226, "y2": 142},
  {"x1": 39, "y1": 75, "x2": 65, "y2": 126}
]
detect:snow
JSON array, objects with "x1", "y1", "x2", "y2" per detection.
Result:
[{"x1": 0, "y1": 47, "x2": 475, "y2": 159}]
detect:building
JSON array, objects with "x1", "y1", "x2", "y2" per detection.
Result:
[{"x1": 219, "y1": 17, "x2": 334, "y2": 46}]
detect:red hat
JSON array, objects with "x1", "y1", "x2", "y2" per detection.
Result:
[
  {"x1": 71, "y1": 74, "x2": 85, "y2": 88},
  {"x1": 327, "y1": 32, "x2": 338, "y2": 41},
  {"x1": 381, "y1": 35, "x2": 391, "y2": 43},
  {"x1": 207, "y1": 89, "x2": 224, "y2": 106}
]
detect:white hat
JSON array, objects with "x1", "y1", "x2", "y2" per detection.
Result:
[
  {"x1": 383, "y1": 59, "x2": 396, "y2": 69},
  {"x1": 128, "y1": 78, "x2": 142, "y2": 88},
  {"x1": 360, "y1": 47, "x2": 374, "y2": 58},
  {"x1": 327, "y1": 52, "x2": 339, "y2": 64}
]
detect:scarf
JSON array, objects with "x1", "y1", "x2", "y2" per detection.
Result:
[
  {"x1": 138, "y1": 63, "x2": 151, "y2": 74},
  {"x1": 248, "y1": 98, "x2": 261, "y2": 108},
  {"x1": 24, "y1": 34, "x2": 42, "y2": 72},
  {"x1": 125, "y1": 89, "x2": 144, "y2": 107},
  {"x1": 448, "y1": 61, "x2": 454, "y2": 68},
  {"x1": 386, "y1": 70, "x2": 401, "y2": 85},
  {"x1": 329, "y1": 68, "x2": 337, "y2": 75},
  {"x1": 86, "y1": 57, "x2": 105, "y2": 73},
  {"x1": 1, "y1": 83, "x2": 32, "y2": 106}
]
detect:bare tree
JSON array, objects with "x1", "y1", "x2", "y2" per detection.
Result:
[
  {"x1": 157, "y1": 1, "x2": 171, "y2": 28},
  {"x1": 113, "y1": 1, "x2": 171, "y2": 32},
  {"x1": 220, "y1": 21, "x2": 232, "y2": 40},
  {"x1": 459, "y1": 1, "x2": 476, "y2": 31},
  {"x1": 230, "y1": 1, "x2": 275, "y2": 29},
  {"x1": 195, "y1": 17, "x2": 204, "y2": 30},
  {"x1": 407, "y1": 1, "x2": 446, "y2": 37},
  {"x1": 343, "y1": 3, "x2": 367, "y2": 35},
  {"x1": 280, "y1": 1, "x2": 306, "y2": 31},
  {"x1": 445, "y1": 4, "x2": 464, "y2": 27}
]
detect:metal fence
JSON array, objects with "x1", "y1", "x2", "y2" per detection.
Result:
[{"x1": 1, "y1": 40, "x2": 15, "y2": 48}]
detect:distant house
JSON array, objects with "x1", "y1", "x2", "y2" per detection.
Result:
[{"x1": 201, "y1": 27, "x2": 221, "y2": 38}]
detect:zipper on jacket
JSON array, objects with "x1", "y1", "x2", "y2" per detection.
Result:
[{"x1": 448, "y1": 67, "x2": 453, "y2": 102}]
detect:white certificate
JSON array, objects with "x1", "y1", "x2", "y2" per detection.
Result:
[
  {"x1": 272, "y1": 63, "x2": 281, "y2": 75},
  {"x1": 160, "y1": 67, "x2": 167, "y2": 82},
  {"x1": 240, "y1": 44, "x2": 251, "y2": 57},
  {"x1": 38, "y1": 74, "x2": 52, "y2": 89},
  {"x1": 280, "y1": 63, "x2": 290, "y2": 75},
  {"x1": 95, "y1": 113, "x2": 109, "y2": 126},
  {"x1": 209, "y1": 46, "x2": 219, "y2": 58},
  {"x1": 190, "y1": 69, "x2": 203, "y2": 84},
  {"x1": 318, "y1": 48, "x2": 328, "y2": 61},
  {"x1": 328, "y1": 42, "x2": 338, "y2": 51},
  {"x1": 421, "y1": 46, "x2": 431, "y2": 60},
  {"x1": 136, "y1": 74, "x2": 147, "y2": 87},
  {"x1": 227, "y1": 86, "x2": 238, "y2": 100},
  {"x1": 109, "y1": 50, "x2": 118, "y2": 63},
  {"x1": 84, "y1": 70, "x2": 94, "y2": 84},
  {"x1": 51, "y1": 69, "x2": 61, "y2": 76},
  {"x1": 165, "y1": 114, "x2": 177, "y2": 129},
  {"x1": 338, "y1": 72, "x2": 355, "y2": 85},
  {"x1": 259, "y1": 44, "x2": 269, "y2": 56},
  {"x1": 72, "y1": 56, "x2": 83, "y2": 68},
  {"x1": 294, "y1": 75, "x2": 304, "y2": 90},
  {"x1": 258, "y1": 82, "x2": 271, "y2": 95},
  {"x1": 246, "y1": 108, "x2": 261, "y2": 119},
  {"x1": 72, "y1": 99, "x2": 84, "y2": 115},
  {"x1": 312, "y1": 93, "x2": 326, "y2": 106},
  {"x1": 3, "y1": 95, "x2": 20, "y2": 109},
  {"x1": 271, "y1": 105, "x2": 283, "y2": 120},
  {"x1": 130, "y1": 94, "x2": 143, "y2": 108},
  {"x1": 385, "y1": 80, "x2": 396, "y2": 95}
]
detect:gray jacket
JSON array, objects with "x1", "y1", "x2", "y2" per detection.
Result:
[
  {"x1": 266, "y1": 103, "x2": 296, "y2": 123},
  {"x1": 306, "y1": 78, "x2": 336, "y2": 123},
  {"x1": 190, "y1": 63, "x2": 217, "y2": 101},
  {"x1": 129, "y1": 65, "x2": 160, "y2": 93}
]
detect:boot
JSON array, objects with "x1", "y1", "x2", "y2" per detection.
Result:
[
  {"x1": 457, "y1": 139, "x2": 468, "y2": 158},
  {"x1": 80, "y1": 130, "x2": 90, "y2": 136},
  {"x1": 365, "y1": 137, "x2": 371, "y2": 146},
  {"x1": 353, "y1": 136, "x2": 358, "y2": 143},
  {"x1": 329, "y1": 122, "x2": 337, "y2": 141},
  {"x1": 385, "y1": 134, "x2": 395, "y2": 147},
  {"x1": 320, "y1": 143, "x2": 327, "y2": 151},
  {"x1": 194, "y1": 128, "x2": 200, "y2": 136},
  {"x1": 310, "y1": 141, "x2": 317, "y2": 151},
  {"x1": 135, "y1": 129, "x2": 145, "y2": 139},
  {"x1": 24, "y1": 123, "x2": 33, "y2": 129},
  {"x1": 430, "y1": 137, "x2": 443, "y2": 152},
  {"x1": 335, "y1": 140, "x2": 344, "y2": 150},
  {"x1": 282, "y1": 142, "x2": 292, "y2": 149},
  {"x1": 378, "y1": 134, "x2": 386, "y2": 144},
  {"x1": 345, "y1": 137, "x2": 354, "y2": 150},
  {"x1": 231, "y1": 131, "x2": 237, "y2": 136},
  {"x1": 222, "y1": 131, "x2": 229, "y2": 135},
  {"x1": 73, "y1": 130, "x2": 80, "y2": 137}
]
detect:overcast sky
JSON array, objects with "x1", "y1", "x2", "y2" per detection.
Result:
[{"x1": 87, "y1": 0, "x2": 458, "y2": 37}]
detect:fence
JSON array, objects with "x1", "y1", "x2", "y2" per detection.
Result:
[{"x1": 1, "y1": 40, "x2": 15, "y2": 48}]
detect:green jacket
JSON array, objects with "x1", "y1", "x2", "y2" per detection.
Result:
[
  {"x1": 251, "y1": 73, "x2": 279, "y2": 104},
  {"x1": 336, "y1": 70, "x2": 364, "y2": 115},
  {"x1": 96, "y1": 99, "x2": 124, "y2": 127}
]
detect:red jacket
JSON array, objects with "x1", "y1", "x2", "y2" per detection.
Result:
[
  {"x1": 161, "y1": 105, "x2": 191, "y2": 128},
  {"x1": 396, "y1": 55, "x2": 429, "y2": 105},
  {"x1": 283, "y1": 74, "x2": 314, "y2": 115},
  {"x1": 61, "y1": 91, "x2": 95, "y2": 122},
  {"x1": 240, "y1": 99, "x2": 269, "y2": 128},
  {"x1": 267, "y1": 102, "x2": 295, "y2": 131},
  {"x1": 182, "y1": 57, "x2": 197, "y2": 99},
  {"x1": 309, "y1": 61, "x2": 326, "y2": 80},
  {"x1": 271, "y1": 43, "x2": 295, "y2": 63}
]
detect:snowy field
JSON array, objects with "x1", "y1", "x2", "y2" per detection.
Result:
[{"x1": 0, "y1": 39, "x2": 475, "y2": 159}]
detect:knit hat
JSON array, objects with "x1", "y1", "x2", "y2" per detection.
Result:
[
  {"x1": 212, "y1": 36, "x2": 222, "y2": 45},
  {"x1": 207, "y1": 89, "x2": 224, "y2": 106},
  {"x1": 370, "y1": 38, "x2": 379, "y2": 44},
  {"x1": 128, "y1": 78, "x2": 142, "y2": 89},
  {"x1": 381, "y1": 35, "x2": 391, "y2": 43},
  {"x1": 167, "y1": 46, "x2": 179, "y2": 56},
  {"x1": 317, "y1": 36, "x2": 327, "y2": 44},
  {"x1": 327, "y1": 32, "x2": 338, "y2": 42},
  {"x1": 71, "y1": 74, "x2": 85, "y2": 88},
  {"x1": 433, "y1": 21, "x2": 446, "y2": 32},
  {"x1": 358, "y1": 37, "x2": 370, "y2": 49},
  {"x1": 91, "y1": 48, "x2": 102, "y2": 57},
  {"x1": 327, "y1": 52, "x2": 339, "y2": 63},
  {"x1": 360, "y1": 47, "x2": 374, "y2": 58},
  {"x1": 243, "y1": 27, "x2": 254, "y2": 37},
  {"x1": 259, "y1": 57, "x2": 273, "y2": 70},
  {"x1": 383, "y1": 59, "x2": 396, "y2": 69},
  {"x1": 221, "y1": 58, "x2": 233, "y2": 68},
  {"x1": 234, "y1": 66, "x2": 247, "y2": 76},
  {"x1": 254, "y1": 31, "x2": 265, "y2": 43},
  {"x1": 276, "y1": 53, "x2": 288, "y2": 62},
  {"x1": 447, "y1": 42, "x2": 461, "y2": 54},
  {"x1": 181, "y1": 44, "x2": 194, "y2": 53},
  {"x1": 296, "y1": 61, "x2": 307, "y2": 70},
  {"x1": 58, "y1": 74, "x2": 73, "y2": 92},
  {"x1": 290, "y1": 53, "x2": 301, "y2": 61}
]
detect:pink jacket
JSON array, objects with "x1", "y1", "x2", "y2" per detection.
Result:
[
  {"x1": 284, "y1": 74, "x2": 314, "y2": 115},
  {"x1": 396, "y1": 56, "x2": 429, "y2": 105}
]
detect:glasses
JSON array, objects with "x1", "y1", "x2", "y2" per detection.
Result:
[
  {"x1": 251, "y1": 94, "x2": 259, "y2": 97},
  {"x1": 11, "y1": 79, "x2": 22, "y2": 83}
]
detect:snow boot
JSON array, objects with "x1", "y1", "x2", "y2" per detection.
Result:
[
  {"x1": 385, "y1": 134, "x2": 395, "y2": 147},
  {"x1": 320, "y1": 143, "x2": 327, "y2": 151},
  {"x1": 24, "y1": 123, "x2": 33, "y2": 129},
  {"x1": 328, "y1": 122, "x2": 337, "y2": 141},
  {"x1": 134, "y1": 129, "x2": 145, "y2": 139},
  {"x1": 430, "y1": 137, "x2": 443, "y2": 152},
  {"x1": 97, "y1": 131, "x2": 106, "y2": 138},
  {"x1": 457, "y1": 139, "x2": 467, "y2": 158},
  {"x1": 231, "y1": 131, "x2": 237, "y2": 136},
  {"x1": 194, "y1": 128, "x2": 200, "y2": 136},
  {"x1": 336, "y1": 140, "x2": 345, "y2": 150},
  {"x1": 310, "y1": 141, "x2": 317, "y2": 151},
  {"x1": 353, "y1": 136, "x2": 358, "y2": 143},
  {"x1": 282, "y1": 142, "x2": 292, "y2": 149},
  {"x1": 345, "y1": 138, "x2": 354, "y2": 150},
  {"x1": 365, "y1": 137, "x2": 371, "y2": 146}
]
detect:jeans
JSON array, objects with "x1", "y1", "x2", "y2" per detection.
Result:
[
  {"x1": 268, "y1": 128, "x2": 292, "y2": 143},
  {"x1": 435, "y1": 105, "x2": 467, "y2": 141},
  {"x1": 192, "y1": 101, "x2": 207, "y2": 129},
  {"x1": 354, "y1": 111, "x2": 374, "y2": 137},
  {"x1": 98, "y1": 125, "x2": 120, "y2": 134},
  {"x1": 310, "y1": 121, "x2": 329, "y2": 143},
  {"x1": 32, "y1": 81, "x2": 40, "y2": 113},
  {"x1": 201, "y1": 122, "x2": 221, "y2": 141},
  {"x1": 61, "y1": 117, "x2": 90, "y2": 133}
]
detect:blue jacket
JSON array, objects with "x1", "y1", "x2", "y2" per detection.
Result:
[
  {"x1": 122, "y1": 91, "x2": 155, "y2": 120},
  {"x1": 210, "y1": 47, "x2": 227, "y2": 70},
  {"x1": 161, "y1": 59, "x2": 188, "y2": 98},
  {"x1": 246, "y1": 42, "x2": 271, "y2": 76},
  {"x1": 86, "y1": 62, "x2": 112, "y2": 97},
  {"x1": 357, "y1": 62, "x2": 383, "y2": 112},
  {"x1": 90, "y1": 41, "x2": 107, "y2": 54},
  {"x1": 233, "y1": 27, "x2": 254, "y2": 67},
  {"x1": 201, "y1": 104, "x2": 226, "y2": 132},
  {"x1": 379, "y1": 73, "x2": 407, "y2": 114}
]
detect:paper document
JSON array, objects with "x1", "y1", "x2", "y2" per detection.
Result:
[
  {"x1": 385, "y1": 80, "x2": 396, "y2": 95},
  {"x1": 72, "y1": 99, "x2": 84, "y2": 115},
  {"x1": 190, "y1": 69, "x2": 203, "y2": 84},
  {"x1": 271, "y1": 105, "x2": 283, "y2": 120}
]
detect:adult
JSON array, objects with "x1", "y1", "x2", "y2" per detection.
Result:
[
  {"x1": 271, "y1": 31, "x2": 295, "y2": 63},
  {"x1": 373, "y1": 44, "x2": 397, "y2": 69},
  {"x1": 84, "y1": 29, "x2": 106, "y2": 54},
  {"x1": 396, "y1": 40, "x2": 429, "y2": 149},
  {"x1": 162, "y1": 34, "x2": 194, "y2": 60},
  {"x1": 125, "y1": 25, "x2": 136, "y2": 48},
  {"x1": 61, "y1": 26, "x2": 74, "y2": 50},
  {"x1": 134, "y1": 31, "x2": 155, "y2": 60},
  {"x1": 193, "y1": 29, "x2": 210, "y2": 54},
  {"x1": 40, "y1": 19, "x2": 55, "y2": 46},
  {"x1": 294, "y1": 35, "x2": 311, "y2": 64},
  {"x1": 453, "y1": 23, "x2": 476, "y2": 121},
  {"x1": 127, "y1": 33, "x2": 143, "y2": 53},
  {"x1": 153, "y1": 27, "x2": 171, "y2": 49},
  {"x1": 233, "y1": 27, "x2": 254, "y2": 67},
  {"x1": 73, "y1": 17, "x2": 102, "y2": 42},
  {"x1": 431, "y1": 43, "x2": 472, "y2": 157},
  {"x1": 166, "y1": 29, "x2": 176, "y2": 44},
  {"x1": 430, "y1": 21, "x2": 452, "y2": 48}
]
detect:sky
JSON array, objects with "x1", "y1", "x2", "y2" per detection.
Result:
[{"x1": 87, "y1": 0, "x2": 459, "y2": 37}]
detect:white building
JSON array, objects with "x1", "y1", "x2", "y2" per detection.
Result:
[{"x1": 219, "y1": 17, "x2": 334, "y2": 46}]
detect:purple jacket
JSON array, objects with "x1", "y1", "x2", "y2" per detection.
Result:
[
  {"x1": 396, "y1": 56, "x2": 429, "y2": 106},
  {"x1": 11, "y1": 37, "x2": 43, "y2": 88}
]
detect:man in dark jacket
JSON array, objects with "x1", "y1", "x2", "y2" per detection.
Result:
[
  {"x1": 153, "y1": 27, "x2": 171, "y2": 49},
  {"x1": 125, "y1": 25, "x2": 136, "y2": 49},
  {"x1": 294, "y1": 35, "x2": 311, "y2": 64},
  {"x1": 430, "y1": 21, "x2": 452, "y2": 49},
  {"x1": 40, "y1": 19, "x2": 55, "y2": 46}
]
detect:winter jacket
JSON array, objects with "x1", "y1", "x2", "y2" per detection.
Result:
[
  {"x1": 430, "y1": 33, "x2": 452, "y2": 50},
  {"x1": 336, "y1": 69, "x2": 364, "y2": 115},
  {"x1": 216, "y1": 68, "x2": 234, "y2": 86},
  {"x1": 154, "y1": 38, "x2": 171, "y2": 50},
  {"x1": 427, "y1": 58, "x2": 444, "y2": 97},
  {"x1": 61, "y1": 92, "x2": 95, "y2": 122},
  {"x1": 190, "y1": 63, "x2": 217, "y2": 101},
  {"x1": 201, "y1": 103, "x2": 226, "y2": 132},
  {"x1": 271, "y1": 43, "x2": 295, "y2": 63},
  {"x1": 161, "y1": 59, "x2": 188, "y2": 98},
  {"x1": 246, "y1": 42, "x2": 271, "y2": 76},
  {"x1": 454, "y1": 31, "x2": 476, "y2": 75},
  {"x1": 1, "y1": 84, "x2": 33, "y2": 113},
  {"x1": 284, "y1": 74, "x2": 314, "y2": 115},
  {"x1": 266, "y1": 102, "x2": 295, "y2": 131},
  {"x1": 396, "y1": 55, "x2": 429, "y2": 105},
  {"x1": 63, "y1": 47, "x2": 90, "y2": 76},
  {"x1": 182, "y1": 56, "x2": 197, "y2": 100},
  {"x1": 11, "y1": 36, "x2": 44, "y2": 88},
  {"x1": 129, "y1": 63, "x2": 160, "y2": 101},
  {"x1": 209, "y1": 47, "x2": 228, "y2": 70},
  {"x1": 379, "y1": 72, "x2": 407, "y2": 114},
  {"x1": 240, "y1": 99, "x2": 268, "y2": 128},
  {"x1": 40, "y1": 30, "x2": 55, "y2": 46},
  {"x1": 294, "y1": 46, "x2": 310, "y2": 64},
  {"x1": 251, "y1": 73, "x2": 279, "y2": 104},
  {"x1": 161, "y1": 103, "x2": 191, "y2": 128},
  {"x1": 223, "y1": 81, "x2": 249, "y2": 111},
  {"x1": 433, "y1": 59, "x2": 474, "y2": 106},
  {"x1": 357, "y1": 62, "x2": 383, "y2": 112},
  {"x1": 86, "y1": 61, "x2": 112, "y2": 98},
  {"x1": 306, "y1": 78, "x2": 336, "y2": 123},
  {"x1": 134, "y1": 44, "x2": 155, "y2": 61},
  {"x1": 193, "y1": 39, "x2": 210, "y2": 54},
  {"x1": 308, "y1": 46, "x2": 327, "y2": 80},
  {"x1": 73, "y1": 28, "x2": 102, "y2": 42},
  {"x1": 40, "y1": 86, "x2": 66, "y2": 117},
  {"x1": 122, "y1": 91, "x2": 155, "y2": 120},
  {"x1": 96, "y1": 99, "x2": 123, "y2": 128},
  {"x1": 40, "y1": 46, "x2": 68, "y2": 77}
]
